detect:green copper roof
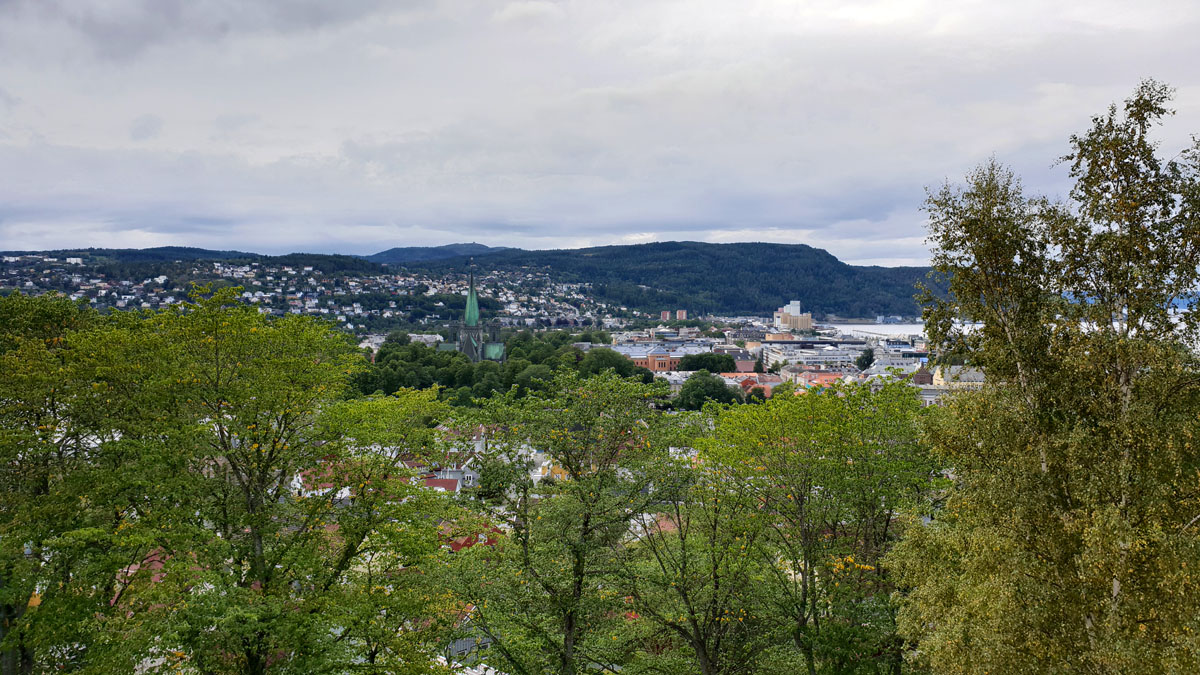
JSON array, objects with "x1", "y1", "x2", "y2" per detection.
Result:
[
  {"x1": 483, "y1": 342, "x2": 506, "y2": 361},
  {"x1": 464, "y1": 271, "x2": 480, "y2": 327}
]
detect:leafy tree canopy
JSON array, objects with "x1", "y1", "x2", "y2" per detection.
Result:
[
  {"x1": 677, "y1": 352, "x2": 737, "y2": 373},
  {"x1": 675, "y1": 370, "x2": 742, "y2": 410},
  {"x1": 892, "y1": 79, "x2": 1200, "y2": 673}
]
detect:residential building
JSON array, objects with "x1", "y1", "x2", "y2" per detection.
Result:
[{"x1": 932, "y1": 366, "x2": 985, "y2": 388}]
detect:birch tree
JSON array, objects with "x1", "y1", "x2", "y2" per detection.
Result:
[{"x1": 892, "y1": 80, "x2": 1200, "y2": 673}]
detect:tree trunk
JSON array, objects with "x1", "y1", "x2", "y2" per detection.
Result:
[
  {"x1": 793, "y1": 625, "x2": 816, "y2": 675},
  {"x1": 0, "y1": 599, "x2": 30, "y2": 675},
  {"x1": 561, "y1": 606, "x2": 576, "y2": 675},
  {"x1": 17, "y1": 646, "x2": 30, "y2": 675},
  {"x1": 0, "y1": 601, "x2": 15, "y2": 675},
  {"x1": 247, "y1": 650, "x2": 266, "y2": 675},
  {"x1": 695, "y1": 642, "x2": 716, "y2": 675}
]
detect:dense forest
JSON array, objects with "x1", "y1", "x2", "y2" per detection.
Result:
[
  {"x1": 356, "y1": 329, "x2": 759, "y2": 409},
  {"x1": 366, "y1": 243, "x2": 511, "y2": 264},
  {"x1": 405, "y1": 241, "x2": 928, "y2": 317},
  {"x1": 2, "y1": 82, "x2": 1199, "y2": 675}
]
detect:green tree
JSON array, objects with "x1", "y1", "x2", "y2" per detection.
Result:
[
  {"x1": 385, "y1": 330, "x2": 412, "y2": 346},
  {"x1": 891, "y1": 81, "x2": 1200, "y2": 673},
  {"x1": 302, "y1": 391, "x2": 458, "y2": 673},
  {"x1": 0, "y1": 292, "x2": 106, "y2": 673},
  {"x1": 677, "y1": 353, "x2": 737, "y2": 373},
  {"x1": 513, "y1": 363, "x2": 554, "y2": 394},
  {"x1": 443, "y1": 371, "x2": 681, "y2": 675},
  {"x1": 152, "y1": 290, "x2": 455, "y2": 673},
  {"x1": 1, "y1": 289, "x2": 457, "y2": 673},
  {"x1": 707, "y1": 380, "x2": 932, "y2": 674},
  {"x1": 577, "y1": 347, "x2": 634, "y2": 377},
  {"x1": 854, "y1": 347, "x2": 874, "y2": 371},
  {"x1": 675, "y1": 370, "x2": 741, "y2": 410},
  {"x1": 612, "y1": 459, "x2": 775, "y2": 675}
]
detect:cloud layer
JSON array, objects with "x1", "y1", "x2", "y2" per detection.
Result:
[{"x1": 1, "y1": 0, "x2": 1198, "y2": 264}]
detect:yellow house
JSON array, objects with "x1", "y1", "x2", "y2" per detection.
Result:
[{"x1": 932, "y1": 366, "x2": 985, "y2": 388}]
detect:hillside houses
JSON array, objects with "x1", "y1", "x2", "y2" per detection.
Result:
[{"x1": 1, "y1": 255, "x2": 631, "y2": 334}]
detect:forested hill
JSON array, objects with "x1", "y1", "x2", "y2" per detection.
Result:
[
  {"x1": 0, "y1": 246, "x2": 259, "y2": 263},
  {"x1": 366, "y1": 242, "x2": 510, "y2": 263},
  {"x1": 1, "y1": 247, "x2": 385, "y2": 276},
  {"x1": 403, "y1": 241, "x2": 928, "y2": 317}
]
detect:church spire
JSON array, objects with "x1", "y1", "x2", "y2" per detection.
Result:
[{"x1": 464, "y1": 259, "x2": 480, "y2": 327}]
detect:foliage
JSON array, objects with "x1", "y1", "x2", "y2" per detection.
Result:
[
  {"x1": 675, "y1": 370, "x2": 742, "y2": 410},
  {"x1": 677, "y1": 352, "x2": 737, "y2": 373},
  {"x1": 1, "y1": 289, "x2": 944, "y2": 673},
  {"x1": 0, "y1": 292, "x2": 104, "y2": 673},
  {"x1": 612, "y1": 460, "x2": 777, "y2": 675},
  {"x1": 0, "y1": 288, "x2": 456, "y2": 673},
  {"x1": 853, "y1": 347, "x2": 874, "y2": 371},
  {"x1": 706, "y1": 380, "x2": 934, "y2": 674},
  {"x1": 892, "y1": 80, "x2": 1200, "y2": 673},
  {"x1": 441, "y1": 371, "x2": 683, "y2": 675},
  {"x1": 357, "y1": 332, "x2": 646, "y2": 404}
]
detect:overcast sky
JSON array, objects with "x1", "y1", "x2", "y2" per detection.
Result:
[{"x1": 1, "y1": 0, "x2": 1198, "y2": 265}]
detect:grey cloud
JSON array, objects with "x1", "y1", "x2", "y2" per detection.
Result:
[
  {"x1": 0, "y1": 85, "x2": 17, "y2": 109},
  {"x1": 493, "y1": 2, "x2": 565, "y2": 25},
  {"x1": 1, "y1": 0, "x2": 1199, "y2": 260},
  {"x1": 128, "y1": 114, "x2": 162, "y2": 141},
  {"x1": 213, "y1": 113, "x2": 258, "y2": 134},
  {"x1": 0, "y1": 0, "x2": 425, "y2": 59}
]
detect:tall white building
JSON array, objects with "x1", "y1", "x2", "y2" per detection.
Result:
[{"x1": 773, "y1": 300, "x2": 813, "y2": 332}]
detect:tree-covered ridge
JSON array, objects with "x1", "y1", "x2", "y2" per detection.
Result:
[
  {"x1": 2, "y1": 248, "x2": 386, "y2": 279},
  {"x1": 5, "y1": 241, "x2": 927, "y2": 319},
  {"x1": 365, "y1": 243, "x2": 511, "y2": 264},
  {"x1": 408, "y1": 241, "x2": 929, "y2": 317},
  {"x1": 0, "y1": 246, "x2": 260, "y2": 262},
  {"x1": 87, "y1": 252, "x2": 384, "y2": 281}
]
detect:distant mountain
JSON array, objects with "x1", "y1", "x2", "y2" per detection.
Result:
[
  {"x1": 258, "y1": 253, "x2": 386, "y2": 275},
  {"x1": 0, "y1": 246, "x2": 259, "y2": 263},
  {"x1": 409, "y1": 241, "x2": 929, "y2": 318},
  {"x1": 6, "y1": 241, "x2": 928, "y2": 318},
  {"x1": 2, "y1": 247, "x2": 385, "y2": 276},
  {"x1": 366, "y1": 243, "x2": 511, "y2": 264}
]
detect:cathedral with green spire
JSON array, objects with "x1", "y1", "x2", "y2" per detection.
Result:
[{"x1": 442, "y1": 264, "x2": 505, "y2": 362}]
